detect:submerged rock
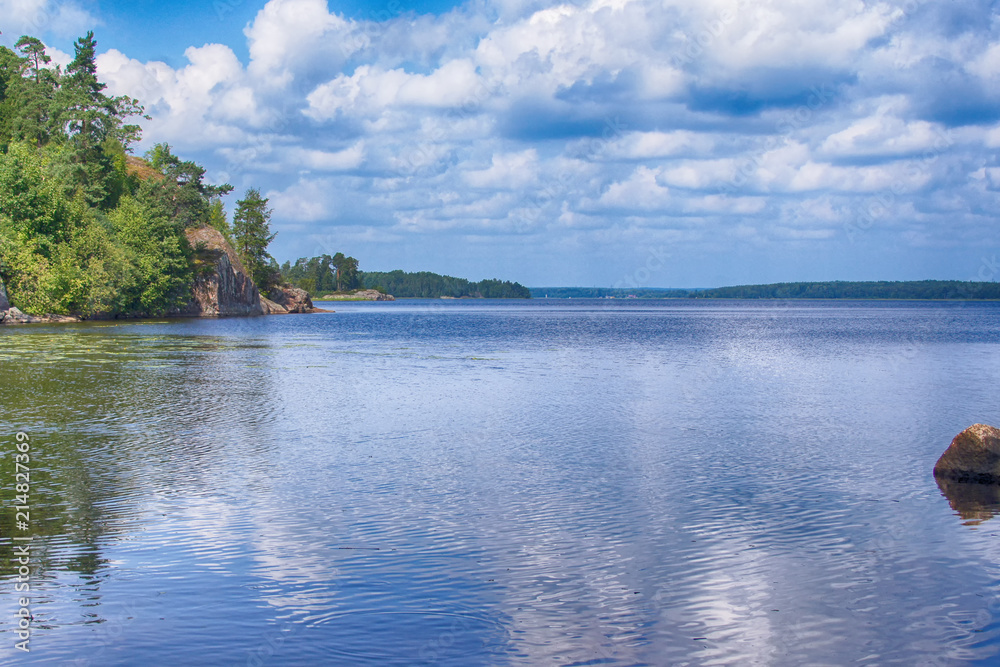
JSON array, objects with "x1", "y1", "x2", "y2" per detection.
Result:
[
  {"x1": 933, "y1": 424, "x2": 1000, "y2": 484},
  {"x1": 170, "y1": 227, "x2": 264, "y2": 317}
]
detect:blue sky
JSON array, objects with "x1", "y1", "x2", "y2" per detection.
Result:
[{"x1": 3, "y1": 0, "x2": 1000, "y2": 287}]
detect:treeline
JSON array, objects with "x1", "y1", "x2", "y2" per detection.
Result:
[
  {"x1": 529, "y1": 287, "x2": 692, "y2": 298},
  {"x1": 361, "y1": 270, "x2": 531, "y2": 298},
  {"x1": 280, "y1": 253, "x2": 361, "y2": 294},
  {"x1": 0, "y1": 33, "x2": 277, "y2": 317},
  {"x1": 530, "y1": 282, "x2": 1000, "y2": 300},
  {"x1": 693, "y1": 281, "x2": 1000, "y2": 300},
  {"x1": 277, "y1": 258, "x2": 532, "y2": 299}
]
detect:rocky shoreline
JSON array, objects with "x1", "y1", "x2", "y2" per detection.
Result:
[
  {"x1": 0, "y1": 227, "x2": 333, "y2": 325},
  {"x1": 318, "y1": 289, "x2": 395, "y2": 301}
]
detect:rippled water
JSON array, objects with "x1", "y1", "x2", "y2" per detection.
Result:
[{"x1": 2, "y1": 299, "x2": 1000, "y2": 665}]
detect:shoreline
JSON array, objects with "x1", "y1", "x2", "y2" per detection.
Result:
[{"x1": 0, "y1": 308, "x2": 334, "y2": 326}]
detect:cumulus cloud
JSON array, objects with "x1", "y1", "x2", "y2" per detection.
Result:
[
  {"x1": 89, "y1": 0, "x2": 1000, "y2": 284},
  {"x1": 0, "y1": 0, "x2": 96, "y2": 40}
]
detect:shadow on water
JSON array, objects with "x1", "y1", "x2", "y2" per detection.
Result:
[{"x1": 936, "y1": 476, "x2": 1000, "y2": 526}]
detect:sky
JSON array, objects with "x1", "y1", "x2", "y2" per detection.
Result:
[{"x1": 2, "y1": 0, "x2": 1000, "y2": 288}]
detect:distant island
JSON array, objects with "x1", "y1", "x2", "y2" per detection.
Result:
[
  {"x1": 280, "y1": 257, "x2": 531, "y2": 299},
  {"x1": 532, "y1": 281, "x2": 1000, "y2": 300},
  {"x1": 361, "y1": 270, "x2": 530, "y2": 299},
  {"x1": 531, "y1": 287, "x2": 691, "y2": 299}
]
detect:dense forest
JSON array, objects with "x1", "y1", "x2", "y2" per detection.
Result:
[
  {"x1": 692, "y1": 281, "x2": 1000, "y2": 300},
  {"x1": 529, "y1": 287, "x2": 692, "y2": 298},
  {"x1": 277, "y1": 258, "x2": 531, "y2": 299},
  {"x1": 361, "y1": 270, "x2": 531, "y2": 298},
  {"x1": 533, "y1": 282, "x2": 1000, "y2": 300},
  {"x1": 0, "y1": 33, "x2": 278, "y2": 317},
  {"x1": 280, "y1": 253, "x2": 361, "y2": 294}
]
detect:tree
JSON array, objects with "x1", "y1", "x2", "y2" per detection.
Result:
[
  {"x1": 231, "y1": 188, "x2": 276, "y2": 291},
  {"x1": 108, "y1": 195, "x2": 193, "y2": 314},
  {"x1": 142, "y1": 143, "x2": 232, "y2": 228},
  {"x1": 9, "y1": 37, "x2": 60, "y2": 149},
  {"x1": 57, "y1": 32, "x2": 146, "y2": 206},
  {"x1": 331, "y1": 252, "x2": 359, "y2": 291}
]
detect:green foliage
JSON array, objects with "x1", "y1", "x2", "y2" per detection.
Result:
[
  {"x1": 0, "y1": 142, "x2": 71, "y2": 250},
  {"x1": 207, "y1": 200, "x2": 233, "y2": 244},
  {"x1": 332, "y1": 252, "x2": 359, "y2": 292},
  {"x1": 0, "y1": 34, "x2": 215, "y2": 318},
  {"x1": 232, "y1": 188, "x2": 277, "y2": 292},
  {"x1": 142, "y1": 143, "x2": 232, "y2": 228},
  {"x1": 533, "y1": 282, "x2": 1000, "y2": 300},
  {"x1": 280, "y1": 253, "x2": 360, "y2": 294},
  {"x1": 691, "y1": 281, "x2": 1000, "y2": 300},
  {"x1": 528, "y1": 287, "x2": 690, "y2": 298},
  {"x1": 107, "y1": 196, "x2": 194, "y2": 314},
  {"x1": 0, "y1": 33, "x2": 147, "y2": 207},
  {"x1": 359, "y1": 270, "x2": 531, "y2": 298},
  {"x1": 48, "y1": 210, "x2": 136, "y2": 315},
  {"x1": 0, "y1": 33, "x2": 282, "y2": 319},
  {"x1": 0, "y1": 220, "x2": 58, "y2": 314},
  {"x1": 281, "y1": 259, "x2": 530, "y2": 299},
  {"x1": 8, "y1": 37, "x2": 60, "y2": 150}
]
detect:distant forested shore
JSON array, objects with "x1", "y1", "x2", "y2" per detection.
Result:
[
  {"x1": 531, "y1": 281, "x2": 1000, "y2": 300},
  {"x1": 361, "y1": 270, "x2": 530, "y2": 299},
  {"x1": 279, "y1": 256, "x2": 531, "y2": 299}
]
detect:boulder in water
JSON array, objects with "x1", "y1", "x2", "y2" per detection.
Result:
[{"x1": 933, "y1": 424, "x2": 1000, "y2": 484}]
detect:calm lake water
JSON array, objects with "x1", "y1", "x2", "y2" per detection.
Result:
[{"x1": 2, "y1": 299, "x2": 1000, "y2": 665}]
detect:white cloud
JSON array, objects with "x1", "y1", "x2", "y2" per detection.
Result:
[
  {"x1": 819, "y1": 102, "x2": 950, "y2": 159},
  {"x1": 244, "y1": 0, "x2": 355, "y2": 87},
  {"x1": 604, "y1": 130, "x2": 716, "y2": 160},
  {"x1": 463, "y1": 150, "x2": 539, "y2": 189},
  {"x1": 293, "y1": 141, "x2": 367, "y2": 172},
  {"x1": 98, "y1": 44, "x2": 269, "y2": 149},
  {"x1": 597, "y1": 166, "x2": 672, "y2": 210},
  {"x1": 89, "y1": 0, "x2": 1000, "y2": 284},
  {"x1": 266, "y1": 177, "x2": 336, "y2": 222},
  {"x1": 0, "y1": 0, "x2": 96, "y2": 39},
  {"x1": 305, "y1": 59, "x2": 483, "y2": 120}
]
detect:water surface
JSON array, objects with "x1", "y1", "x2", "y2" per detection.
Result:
[{"x1": 2, "y1": 299, "x2": 1000, "y2": 665}]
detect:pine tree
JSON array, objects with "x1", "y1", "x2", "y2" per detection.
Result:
[
  {"x1": 231, "y1": 188, "x2": 277, "y2": 291},
  {"x1": 58, "y1": 32, "x2": 146, "y2": 207},
  {"x1": 10, "y1": 37, "x2": 60, "y2": 149}
]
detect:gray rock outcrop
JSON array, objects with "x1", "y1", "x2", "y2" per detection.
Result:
[
  {"x1": 259, "y1": 296, "x2": 288, "y2": 314},
  {"x1": 322, "y1": 289, "x2": 395, "y2": 301},
  {"x1": 269, "y1": 285, "x2": 314, "y2": 313},
  {"x1": 170, "y1": 227, "x2": 264, "y2": 317},
  {"x1": 934, "y1": 424, "x2": 1000, "y2": 484}
]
